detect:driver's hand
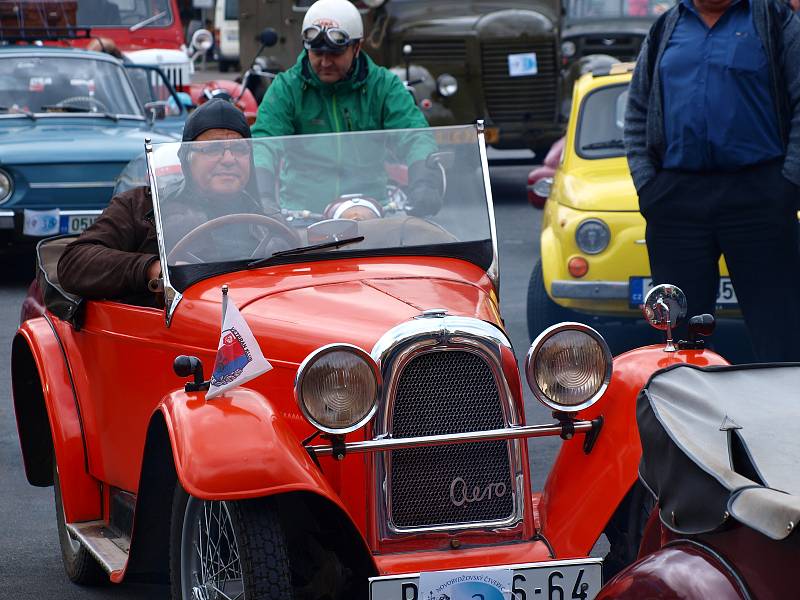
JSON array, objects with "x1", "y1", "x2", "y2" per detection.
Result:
[{"x1": 407, "y1": 160, "x2": 443, "y2": 217}]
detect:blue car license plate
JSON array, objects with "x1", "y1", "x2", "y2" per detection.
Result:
[{"x1": 629, "y1": 277, "x2": 738, "y2": 308}]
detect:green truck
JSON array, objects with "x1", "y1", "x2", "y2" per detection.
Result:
[{"x1": 239, "y1": 0, "x2": 563, "y2": 154}]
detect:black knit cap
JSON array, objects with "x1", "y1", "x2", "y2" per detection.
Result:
[{"x1": 182, "y1": 98, "x2": 251, "y2": 142}]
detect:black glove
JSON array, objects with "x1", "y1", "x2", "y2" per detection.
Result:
[{"x1": 406, "y1": 160, "x2": 443, "y2": 217}]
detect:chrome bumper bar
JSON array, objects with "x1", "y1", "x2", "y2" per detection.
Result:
[
  {"x1": 307, "y1": 418, "x2": 603, "y2": 459},
  {"x1": 551, "y1": 280, "x2": 628, "y2": 300}
]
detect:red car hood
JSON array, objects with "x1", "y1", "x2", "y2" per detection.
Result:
[{"x1": 176, "y1": 257, "x2": 501, "y2": 366}]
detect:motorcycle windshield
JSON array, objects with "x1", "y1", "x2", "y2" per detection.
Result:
[{"x1": 147, "y1": 124, "x2": 495, "y2": 291}]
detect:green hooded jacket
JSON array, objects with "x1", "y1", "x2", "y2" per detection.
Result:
[{"x1": 251, "y1": 51, "x2": 436, "y2": 211}]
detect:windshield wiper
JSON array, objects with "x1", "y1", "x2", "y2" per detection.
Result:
[
  {"x1": 248, "y1": 235, "x2": 365, "y2": 269},
  {"x1": 581, "y1": 139, "x2": 625, "y2": 150},
  {"x1": 0, "y1": 105, "x2": 36, "y2": 120},
  {"x1": 130, "y1": 10, "x2": 168, "y2": 32},
  {"x1": 41, "y1": 105, "x2": 119, "y2": 121}
]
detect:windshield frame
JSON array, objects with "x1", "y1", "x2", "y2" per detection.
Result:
[
  {"x1": 145, "y1": 123, "x2": 499, "y2": 325},
  {"x1": 574, "y1": 82, "x2": 629, "y2": 160},
  {"x1": 0, "y1": 53, "x2": 145, "y2": 120}
]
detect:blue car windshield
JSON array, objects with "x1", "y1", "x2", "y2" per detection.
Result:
[
  {"x1": 76, "y1": 0, "x2": 173, "y2": 28},
  {"x1": 0, "y1": 56, "x2": 142, "y2": 117}
]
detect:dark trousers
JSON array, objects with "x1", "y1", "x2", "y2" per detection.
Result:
[{"x1": 641, "y1": 160, "x2": 800, "y2": 362}]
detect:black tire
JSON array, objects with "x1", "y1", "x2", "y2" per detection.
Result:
[
  {"x1": 527, "y1": 259, "x2": 580, "y2": 342},
  {"x1": 603, "y1": 481, "x2": 656, "y2": 582},
  {"x1": 219, "y1": 60, "x2": 231, "y2": 73},
  {"x1": 53, "y1": 461, "x2": 106, "y2": 585},
  {"x1": 170, "y1": 485, "x2": 292, "y2": 600}
]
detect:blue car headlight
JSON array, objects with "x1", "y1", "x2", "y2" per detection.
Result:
[{"x1": 0, "y1": 169, "x2": 12, "y2": 204}]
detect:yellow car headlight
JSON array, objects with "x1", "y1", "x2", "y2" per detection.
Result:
[
  {"x1": 295, "y1": 344, "x2": 381, "y2": 434},
  {"x1": 525, "y1": 323, "x2": 612, "y2": 412}
]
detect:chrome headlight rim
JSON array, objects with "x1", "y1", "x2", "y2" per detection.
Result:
[
  {"x1": 525, "y1": 322, "x2": 612, "y2": 413},
  {"x1": 0, "y1": 169, "x2": 13, "y2": 205},
  {"x1": 436, "y1": 73, "x2": 458, "y2": 97},
  {"x1": 561, "y1": 40, "x2": 577, "y2": 58},
  {"x1": 294, "y1": 343, "x2": 382, "y2": 435},
  {"x1": 575, "y1": 218, "x2": 611, "y2": 255}
]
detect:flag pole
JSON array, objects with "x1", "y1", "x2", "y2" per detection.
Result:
[{"x1": 221, "y1": 284, "x2": 229, "y2": 330}]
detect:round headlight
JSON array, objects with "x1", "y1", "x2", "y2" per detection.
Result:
[
  {"x1": 0, "y1": 169, "x2": 12, "y2": 204},
  {"x1": 561, "y1": 41, "x2": 577, "y2": 58},
  {"x1": 436, "y1": 74, "x2": 458, "y2": 97},
  {"x1": 295, "y1": 344, "x2": 381, "y2": 434},
  {"x1": 575, "y1": 219, "x2": 610, "y2": 255},
  {"x1": 525, "y1": 323, "x2": 612, "y2": 412}
]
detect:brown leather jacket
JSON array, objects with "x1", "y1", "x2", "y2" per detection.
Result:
[{"x1": 57, "y1": 186, "x2": 159, "y2": 306}]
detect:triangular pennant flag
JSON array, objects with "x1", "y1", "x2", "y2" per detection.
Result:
[{"x1": 206, "y1": 293, "x2": 272, "y2": 400}]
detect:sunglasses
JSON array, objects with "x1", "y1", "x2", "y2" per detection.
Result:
[
  {"x1": 302, "y1": 25, "x2": 353, "y2": 52},
  {"x1": 191, "y1": 141, "x2": 251, "y2": 158}
]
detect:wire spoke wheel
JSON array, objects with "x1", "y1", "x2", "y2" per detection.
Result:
[
  {"x1": 183, "y1": 498, "x2": 244, "y2": 600},
  {"x1": 171, "y1": 487, "x2": 292, "y2": 600}
]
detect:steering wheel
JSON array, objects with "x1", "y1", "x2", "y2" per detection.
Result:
[
  {"x1": 167, "y1": 213, "x2": 301, "y2": 264},
  {"x1": 56, "y1": 96, "x2": 111, "y2": 113}
]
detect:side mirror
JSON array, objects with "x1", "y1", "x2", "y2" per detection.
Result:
[
  {"x1": 258, "y1": 28, "x2": 278, "y2": 48},
  {"x1": 144, "y1": 100, "x2": 168, "y2": 121},
  {"x1": 173, "y1": 355, "x2": 209, "y2": 392},
  {"x1": 643, "y1": 284, "x2": 687, "y2": 352},
  {"x1": 189, "y1": 28, "x2": 214, "y2": 59}
]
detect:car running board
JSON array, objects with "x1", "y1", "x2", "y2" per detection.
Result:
[{"x1": 66, "y1": 521, "x2": 130, "y2": 575}]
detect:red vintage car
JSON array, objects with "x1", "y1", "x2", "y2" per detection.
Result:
[
  {"x1": 12, "y1": 125, "x2": 727, "y2": 599},
  {"x1": 598, "y1": 360, "x2": 800, "y2": 600}
]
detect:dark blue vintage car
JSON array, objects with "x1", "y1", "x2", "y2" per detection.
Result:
[{"x1": 0, "y1": 46, "x2": 177, "y2": 247}]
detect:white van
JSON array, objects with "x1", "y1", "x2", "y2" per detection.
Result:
[{"x1": 214, "y1": 0, "x2": 239, "y2": 71}]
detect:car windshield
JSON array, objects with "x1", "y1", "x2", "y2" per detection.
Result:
[
  {"x1": 147, "y1": 125, "x2": 494, "y2": 291},
  {"x1": 0, "y1": 56, "x2": 142, "y2": 117},
  {"x1": 565, "y1": 0, "x2": 672, "y2": 18},
  {"x1": 76, "y1": 0, "x2": 173, "y2": 28},
  {"x1": 576, "y1": 83, "x2": 628, "y2": 159}
]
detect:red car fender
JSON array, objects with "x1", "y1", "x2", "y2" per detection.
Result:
[
  {"x1": 595, "y1": 543, "x2": 749, "y2": 599},
  {"x1": 12, "y1": 319, "x2": 102, "y2": 523},
  {"x1": 539, "y1": 346, "x2": 729, "y2": 557},
  {"x1": 159, "y1": 387, "x2": 354, "y2": 514}
]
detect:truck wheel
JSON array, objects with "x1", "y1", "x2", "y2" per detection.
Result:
[
  {"x1": 527, "y1": 259, "x2": 579, "y2": 342},
  {"x1": 54, "y1": 461, "x2": 106, "y2": 585},
  {"x1": 170, "y1": 486, "x2": 293, "y2": 600},
  {"x1": 603, "y1": 481, "x2": 656, "y2": 581}
]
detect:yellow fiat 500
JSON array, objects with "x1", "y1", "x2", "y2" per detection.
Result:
[{"x1": 528, "y1": 64, "x2": 737, "y2": 340}]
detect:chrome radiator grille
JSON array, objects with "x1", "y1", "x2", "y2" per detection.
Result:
[
  {"x1": 481, "y1": 40, "x2": 558, "y2": 124},
  {"x1": 389, "y1": 350, "x2": 514, "y2": 529}
]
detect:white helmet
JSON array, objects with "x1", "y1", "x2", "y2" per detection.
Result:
[{"x1": 302, "y1": 0, "x2": 363, "y2": 50}]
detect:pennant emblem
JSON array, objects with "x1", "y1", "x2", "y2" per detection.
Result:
[{"x1": 206, "y1": 292, "x2": 272, "y2": 400}]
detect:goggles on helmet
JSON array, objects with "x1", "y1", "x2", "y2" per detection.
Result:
[{"x1": 302, "y1": 25, "x2": 354, "y2": 53}]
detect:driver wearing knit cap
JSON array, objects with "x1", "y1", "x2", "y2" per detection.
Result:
[{"x1": 58, "y1": 99, "x2": 258, "y2": 306}]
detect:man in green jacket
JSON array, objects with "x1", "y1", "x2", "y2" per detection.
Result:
[{"x1": 251, "y1": 0, "x2": 440, "y2": 216}]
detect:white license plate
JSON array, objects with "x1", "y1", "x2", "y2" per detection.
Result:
[
  {"x1": 61, "y1": 213, "x2": 98, "y2": 234},
  {"x1": 629, "y1": 277, "x2": 738, "y2": 307},
  {"x1": 369, "y1": 558, "x2": 602, "y2": 600},
  {"x1": 508, "y1": 52, "x2": 538, "y2": 77}
]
